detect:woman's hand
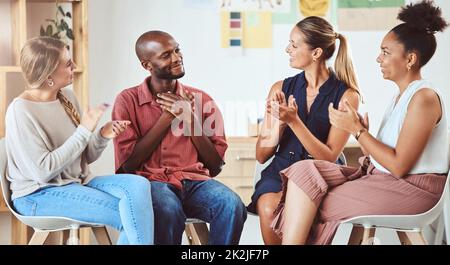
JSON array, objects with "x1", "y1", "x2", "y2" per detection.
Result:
[
  {"x1": 81, "y1": 103, "x2": 109, "y2": 132},
  {"x1": 266, "y1": 91, "x2": 288, "y2": 128},
  {"x1": 268, "y1": 93, "x2": 299, "y2": 127},
  {"x1": 100, "y1": 120, "x2": 131, "y2": 139},
  {"x1": 328, "y1": 99, "x2": 364, "y2": 135}
]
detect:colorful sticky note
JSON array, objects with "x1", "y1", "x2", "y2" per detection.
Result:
[
  {"x1": 243, "y1": 11, "x2": 272, "y2": 48},
  {"x1": 221, "y1": 11, "x2": 243, "y2": 48}
]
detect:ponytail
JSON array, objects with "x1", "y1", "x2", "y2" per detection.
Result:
[
  {"x1": 334, "y1": 34, "x2": 359, "y2": 93},
  {"x1": 296, "y1": 17, "x2": 360, "y2": 99}
]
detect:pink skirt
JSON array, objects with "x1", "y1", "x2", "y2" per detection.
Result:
[{"x1": 270, "y1": 157, "x2": 447, "y2": 245}]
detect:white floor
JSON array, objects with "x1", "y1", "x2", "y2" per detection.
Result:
[{"x1": 239, "y1": 214, "x2": 264, "y2": 245}]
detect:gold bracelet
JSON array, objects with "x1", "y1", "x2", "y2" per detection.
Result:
[{"x1": 354, "y1": 128, "x2": 366, "y2": 140}]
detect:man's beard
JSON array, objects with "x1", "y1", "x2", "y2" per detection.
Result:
[{"x1": 154, "y1": 68, "x2": 185, "y2": 80}]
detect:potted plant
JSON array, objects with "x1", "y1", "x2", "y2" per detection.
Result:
[{"x1": 40, "y1": 3, "x2": 73, "y2": 40}]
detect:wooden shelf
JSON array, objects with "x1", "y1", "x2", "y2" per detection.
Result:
[{"x1": 0, "y1": 66, "x2": 22, "y2": 73}]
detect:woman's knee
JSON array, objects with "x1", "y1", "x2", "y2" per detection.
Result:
[
  {"x1": 256, "y1": 195, "x2": 279, "y2": 221},
  {"x1": 119, "y1": 174, "x2": 152, "y2": 199}
]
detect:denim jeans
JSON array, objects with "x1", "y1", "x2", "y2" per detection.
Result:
[
  {"x1": 13, "y1": 174, "x2": 154, "y2": 245},
  {"x1": 151, "y1": 179, "x2": 247, "y2": 245}
]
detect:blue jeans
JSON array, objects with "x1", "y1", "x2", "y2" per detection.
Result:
[
  {"x1": 151, "y1": 179, "x2": 247, "y2": 245},
  {"x1": 13, "y1": 174, "x2": 154, "y2": 245}
]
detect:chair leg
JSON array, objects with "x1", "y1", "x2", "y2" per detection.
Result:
[
  {"x1": 397, "y1": 231, "x2": 427, "y2": 245},
  {"x1": 361, "y1": 227, "x2": 376, "y2": 245},
  {"x1": 434, "y1": 214, "x2": 445, "y2": 245},
  {"x1": 348, "y1": 226, "x2": 365, "y2": 245},
  {"x1": 92, "y1": 227, "x2": 112, "y2": 245},
  {"x1": 349, "y1": 226, "x2": 376, "y2": 245},
  {"x1": 184, "y1": 225, "x2": 194, "y2": 245},
  {"x1": 62, "y1": 230, "x2": 70, "y2": 245},
  {"x1": 443, "y1": 189, "x2": 450, "y2": 244},
  {"x1": 28, "y1": 231, "x2": 50, "y2": 245},
  {"x1": 66, "y1": 227, "x2": 80, "y2": 245},
  {"x1": 185, "y1": 222, "x2": 209, "y2": 245}
]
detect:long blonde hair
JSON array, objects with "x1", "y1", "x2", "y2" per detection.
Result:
[
  {"x1": 20, "y1": 37, "x2": 81, "y2": 126},
  {"x1": 296, "y1": 16, "x2": 359, "y2": 93}
]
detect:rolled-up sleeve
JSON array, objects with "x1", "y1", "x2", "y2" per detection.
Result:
[{"x1": 112, "y1": 94, "x2": 139, "y2": 173}]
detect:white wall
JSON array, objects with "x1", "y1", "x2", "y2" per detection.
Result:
[{"x1": 88, "y1": 0, "x2": 450, "y2": 174}]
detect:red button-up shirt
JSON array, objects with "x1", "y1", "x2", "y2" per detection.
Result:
[{"x1": 112, "y1": 76, "x2": 228, "y2": 190}]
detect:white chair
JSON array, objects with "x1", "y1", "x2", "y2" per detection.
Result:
[
  {"x1": 0, "y1": 139, "x2": 111, "y2": 245},
  {"x1": 253, "y1": 157, "x2": 274, "y2": 190},
  {"x1": 341, "y1": 172, "x2": 450, "y2": 245}
]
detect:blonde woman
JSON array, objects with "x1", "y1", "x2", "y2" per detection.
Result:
[
  {"x1": 5, "y1": 37, "x2": 154, "y2": 245},
  {"x1": 247, "y1": 16, "x2": 360, "y2": 244}
]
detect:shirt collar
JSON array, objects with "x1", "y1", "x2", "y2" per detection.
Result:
[{"x1": 137, "y1": 76, "x2": 183, "y2": 106}]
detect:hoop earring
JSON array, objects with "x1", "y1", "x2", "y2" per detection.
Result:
[{"x1": 47, "y1": 79, "x2": 54, "y2": 87}]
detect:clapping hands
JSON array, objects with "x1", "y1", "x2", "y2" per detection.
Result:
[{"x1": 267, "y1": 91, "x2": 299, "y2": 126}]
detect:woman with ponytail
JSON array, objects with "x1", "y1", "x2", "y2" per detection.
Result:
[
  {"x1": 248, "y1": 16, "x2": 360, "y2": 244},
  {"x1": 5, "y1": 37, "x2": 154, "y2": 244},
  {"x1": 273, "y1": 0, "x2": 449, "y2": 244}
]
